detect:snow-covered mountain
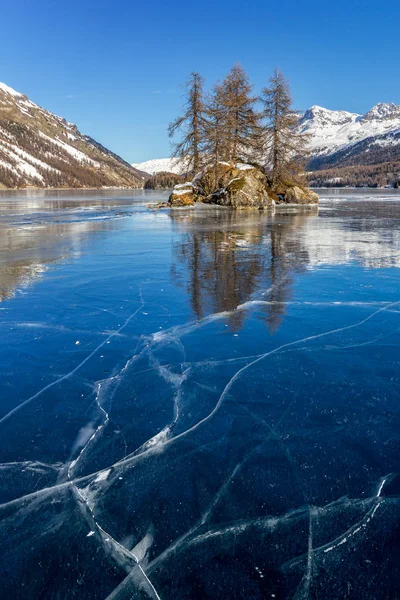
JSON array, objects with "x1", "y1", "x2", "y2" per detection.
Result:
[
  {"x1": 134, "y1": 102, "x2": 400, "y2": 180},
  {"x1": 131, "y1": 157, "x2": 187, "y2": 175},
  {"x1": 0, "y1": 82, "x2": 147, "y2": 189},
  {"x1": 298, "y1": 102, "x2": 400, "y2": 168}
]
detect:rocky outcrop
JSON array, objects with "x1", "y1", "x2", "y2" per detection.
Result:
[
  {"x1": 169, "y1": 163, "x2": 272, "y2": 209},
  {"x1": 168, "y1": 182, "x2": 198, "y2": 206},
  {"x1": 282, "y1": 186, "x2": 319, "y2": 204},
  {"x1": 200, "y1": 163, "x2": 272, "y2": 209},
  {"x1": 168, "y1": 163, "x2": 318, "y2": 209}
]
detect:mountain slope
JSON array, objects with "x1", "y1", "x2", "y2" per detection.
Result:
[
  {"x1": 0, "y1": 82, "x2": 147, "y2": 189},
  {"x1": 309, "y1": 128, "x2": 400, "y2": 170},
  {"x1": 298, "y1": 102, "x2": 400, "y2": 168}
]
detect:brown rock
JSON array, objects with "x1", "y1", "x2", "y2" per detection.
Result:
[
  {"x1": 200, "y1": 163, "x2": 272, "y2": 209},
  {"x1": 169, "y1": 183, "x2": 198, "y2": 206},
  {"x1": 282, "y1": 186, "x2": 319, "y2": 205}
]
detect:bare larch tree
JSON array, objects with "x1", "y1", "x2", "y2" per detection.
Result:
[
  {"x1": 168, "y1": 72, "x2": 206, "y2": 176},
  {"x1": 202, "y1": 84, "x2": 227, "y2": 188},
  {"x1": 261, "y1": 69, "x2": 309, "y2": 188},
  {"x1": 218, "y1": 64, "x2": 262, "y2": 164}
]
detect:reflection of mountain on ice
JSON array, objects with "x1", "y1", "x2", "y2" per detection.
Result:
[
  {"x1": 0, "y1": 219, "x2": 114, "y2": 302},
  {"x1": 300, "y1": 218, "x2": 400, "y2": 268}
]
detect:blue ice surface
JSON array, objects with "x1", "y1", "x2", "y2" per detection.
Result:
[{"x1": 0, "y1": 188, "x2": 399, "y2": 599}]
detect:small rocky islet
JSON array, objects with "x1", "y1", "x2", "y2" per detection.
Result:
[{"x1": 166, "y1": 162, "x2": 319, "y2": 209}]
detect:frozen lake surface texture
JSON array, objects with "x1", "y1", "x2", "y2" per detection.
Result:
[{"x1": 0, "y1": 188, "x2": 399, "y2": 599}]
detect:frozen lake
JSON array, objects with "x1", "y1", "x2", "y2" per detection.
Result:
[{"x1": 0, "y1": 188, "x2": 400, "y2": 599}]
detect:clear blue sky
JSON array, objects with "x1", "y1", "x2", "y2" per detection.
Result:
[{"x1": 1, "y1": 0, "x2": 399, "y2": 163}]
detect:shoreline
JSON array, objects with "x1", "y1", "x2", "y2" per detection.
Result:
[
  {"x1": 0, "y1": 186, "x2": 146, "y2": 192},
  {"x1": 1, "y1": 185, "x2": 400, "y2": 193}
]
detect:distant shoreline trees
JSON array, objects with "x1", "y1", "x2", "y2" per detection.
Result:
[
  {"x1": 308, "y1": 161, "x2": 400, "y2": 188},
  {"x1": 144, "y1": 171, "x2": 183, "y2": 190},
  {"x1": 168, "y1": 65, "x2": 309, "y2": 190}
]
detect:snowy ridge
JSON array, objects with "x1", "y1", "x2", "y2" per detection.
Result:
[
  {"x1": 298, "y1": 102, "x2": 400, "y2": 159},
  {"x1": 0, "y1": 82, "x2": 24, "y2": 97},
  {"x1": 132, "y1": 157, "x2": 187, "y2": 175}
]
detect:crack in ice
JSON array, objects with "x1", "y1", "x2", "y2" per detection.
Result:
[
  {"x1": 0, "y1": 287, "x2": 147, "y2": 426},
  {"x1": 151, "y1": 299, "x2": 400, "y2": 451}
]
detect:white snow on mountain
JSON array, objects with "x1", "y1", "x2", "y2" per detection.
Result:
[
  {"x1": 361, "y1": 102, "x2": 400, "y2": 122},
  {"x1": 131, "y1": 157, "x2": 187, "y2": 175},
  {"x1": 298, "y1": 102, "x2": 400, "y2": 156},
  {"x1": 0, "y1": 82, "x2": 24, "y2": 98},
  {"x1": 134, "y1": 103, "x2": 400, "y2": 173}
]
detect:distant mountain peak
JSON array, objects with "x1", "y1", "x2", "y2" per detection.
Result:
[
  {"x1": 0, "y1": 82, "x2": 23, "y2": 97},
  {"x1": 132, "y1": 157, "x2": 187, "y2": 175},
  {"x1": 297, "y1": 100, "x2": 400, "y2": 163},
  {"x1": 306, "y1": 104, "x2": 352, "y2": 115},
  {"x1": 361, "y1": 102, "x2": 400, "y2": 121},
  {"x1": 301, "y1": 105, "x2": 359, "y2": 127}
]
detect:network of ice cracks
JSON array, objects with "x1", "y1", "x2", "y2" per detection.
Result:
[{"x1": 1, "y1": 278, "x2": 399, "y2": 600}]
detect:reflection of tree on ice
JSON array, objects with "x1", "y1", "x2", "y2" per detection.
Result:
[{"x1": 169, "y1": 209, "x2": 315, "y2": 333}]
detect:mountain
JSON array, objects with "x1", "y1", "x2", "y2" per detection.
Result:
[
  {"x1": 298, "y1": 102, "x2": 400, "y2": 171},
  {"x1": 131, "y1": 157, "x2": 187, "y2": 175},
  {"x1": 309, "y1": 128, "x2": 400, "y2": 170},
  {"x1": 134, "y1": 103, "x2": 400, "y2": 187},
  {"x1": 0, "y1": 82, "x2": 147, "y2": 189}
]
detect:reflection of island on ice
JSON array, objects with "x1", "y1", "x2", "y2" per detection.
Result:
[{"x1": 169, "y1": 205, "x2": 400, "y2": 332}]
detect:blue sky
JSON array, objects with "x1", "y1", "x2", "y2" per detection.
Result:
[{"x1": 1, "y1": 0, "x2": 399, "y2": 163}]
